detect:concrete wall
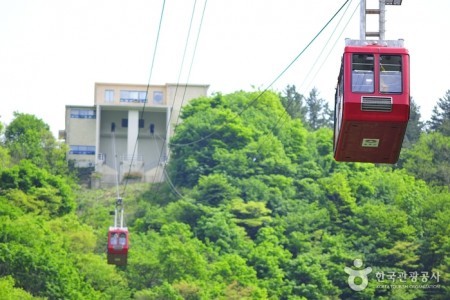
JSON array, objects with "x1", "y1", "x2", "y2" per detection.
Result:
[{"x1": 65, "y1": 82, "x2": 209, "y2": 185}]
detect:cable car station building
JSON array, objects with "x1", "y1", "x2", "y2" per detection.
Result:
[{"x1": 63, "y1": 82, "x2": 209, "y2": 186}]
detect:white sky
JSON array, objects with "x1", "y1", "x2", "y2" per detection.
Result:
[{"x1": 1, "y1": 0, "x2": 449, "y2": 137}]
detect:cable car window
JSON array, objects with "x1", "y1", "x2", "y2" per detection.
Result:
[
  {"x1": 380, "y1": 55, "x2": 402, "y2": 93},
  {"x1": 119, "y1": 233, "x2": 127, "y2": 246},
  {"x1": 352, "y1": 54, "x2": 374, "y2": 93},
  {"x1": 110, "y1": 233, "x2": 118, "y2": 245}
]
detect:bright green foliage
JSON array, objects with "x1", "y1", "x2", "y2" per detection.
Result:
[
  {"x1": 428, "y1": 89, "x2": 450, "y2": 135},
  {"x1": 168, "y1": 90, "x2": 298, "y2": 187},
  {"x1": 0, "y1": 146, "x2": 11, "y2": 170},
  {"x1": 0, "y1": 214, "x2": 97, "y2": 298},
  {"x1": 280, "y1": 84, "x2": 307, "y2": 122},
  {"x1": 401, "y1": 132, "x2": 450, "y2": 187},
  {"x1": 164, "y1": 89, "x2": 449, "y2": 299},
  {"x1": 304, "y1": 88, "x2": 333, "y2": 130},
  {"x1": 157, "y1": 223, "x2": 208, "y2": 283},
  {"x1": 248, "y1": 227, "x2": 293, "y2": 298},
  {"x1": 420, "y1": 192, "x2": 450, "y2": 282},
  {"x1": 134, "y1": 281, "x2": 183, "y2": 300},
  {"x1": 229, "y1": 199, "x2": 272, "y2": 238},
  {"x1": 351, "y1": 203, "x2": 416, "y2": 261},
  {"x1": 3, "y1": 112, "x2": 69, "y2": 175},
  {"x1": 0, "y1": 276, "x2": 42, "y2": 300},
  {"x1": 404, "y1": 98, "x2": 425, "y2": 147},
  {"x1": 2, "y1": 88, "x2": 450, "y2": 299},
  {"x1": 169, "y1": 102, "x2": 253, "y2": 186},
  {"x1": 196, "y1": 210, "x2": 251, "y2": 254},
  {"x1": 193, "y1": 173, "x2": 239, "y2": 206},
  {"x1": 0, "y1": 160, "x2": 75, "y2": 216},
  {"x1": 318, "y1": 172, "x2": 357, "y2": 228}
]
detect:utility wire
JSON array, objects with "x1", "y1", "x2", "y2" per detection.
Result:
[
  {"x1": 121, "y1": 0, "x2": 166, "y2": 196},
  {"x1": 173, "y1": 0, "x2": 208, "y2": 129},
  {"x1": 171, "y1": 0, "x2": 199, "y2": 108},
  {"x1": 111, "y1": 129, "x2": 120, "y2": 200},
  {"x1": 265, "y1": 0, "x2": 357, "y2": 139},
  {"x1": 169, "y1": 0, "x2": 352, "y2": 148},
  {"x1": 142, "y1": 0, "x2": 351, "y2": 201},
  {"x1": 150, "y1": 0, "x2": 208, "y2": 197},
  {"x1": 151, "y1": 0, "x2": 207, "y2": 188},
  {"x1": 160, "y1": 0, "x2": 353, "y2": 202},
  {"x1": 153, "y1": 132, "x2": 183, "y2": 198},
  {"x1": 301, "y1": 0, "x2": 359, "y2": 94}
]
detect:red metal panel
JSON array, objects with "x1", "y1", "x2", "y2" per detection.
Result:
[
  {"x1": 107, "y1": 228, "x2": 129, "y2": 258},
  {"x1": 334, "y1": 120, "x2": 407, "y2": 163},
  {"x1": 334, "y1": 44, "x2": 410, "y2": 164}
]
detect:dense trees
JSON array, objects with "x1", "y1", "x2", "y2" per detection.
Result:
[
  {"x1": 0, "y1": 160, "x2": 75, "y2": 216},
  {"x1": 428, "y1": 89, "x2": 450, "y2": 135},
  {"x1": 401, "y1": 132, "x2": 450, "y2": 187},
  {"x1": 280, "y1": 85, "x2": 307, "y2": 121},
  {"x1": 164, "y1": 89, "x2": 448, "y2": 299},
  {"x1": 3, "y1": 112, "x2": 69, "y2": 176},
  {"x1": 280, "y1": 86, "x2": 333, "y2": 130},
  {"x1": 0, "y1": 88, "x2": 449, "y2": 299},
  {"x1": 404, "y1": 98, "x2": 425, "y2": 147}
]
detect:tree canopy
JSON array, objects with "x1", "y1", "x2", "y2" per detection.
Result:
[{"x1": 0, "y1": 87, "x2": 449, "y2": 299}]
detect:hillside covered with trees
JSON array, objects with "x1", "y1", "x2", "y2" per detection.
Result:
[{"x1": 0, "y1": 88, "x2": 449, "y2": 299}]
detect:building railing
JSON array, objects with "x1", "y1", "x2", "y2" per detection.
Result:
[
  {"x1": 120, "y1": 154, "x2": 143, "y2": 162},
  {"x1": 97, "y1": 153, "x2": 144, "y2": 163},
  {"x1": 97, "y1": 153, "x2": 106, "y2": 163}
]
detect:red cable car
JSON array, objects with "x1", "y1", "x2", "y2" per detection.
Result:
[
  {"x1": 334, "y1": 40, "x2": 410, "y2": 164},
  {"x1": 107, "y1": 227, "x2": 129, "y2": 266}
]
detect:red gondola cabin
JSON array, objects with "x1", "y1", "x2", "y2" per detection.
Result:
[
  {"x1": 334, "y1": 40, "x2": 410, "y2": 163},
  {"x1": 107, "y1": 227, "x2": 129, "y2": 266}
]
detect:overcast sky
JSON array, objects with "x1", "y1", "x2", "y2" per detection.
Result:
[{"x1": 1, "y1": 0, "x2": 449, "y2": 136}]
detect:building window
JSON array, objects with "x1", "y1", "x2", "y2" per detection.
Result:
[
  {"x1": 105, "y1": 90, "x2": 114, "y2": 102},
  {"x1": 153, "y1": 91, "x2": 163, "y2": 104},
  {"x1": 69, "y1": 145, "x2": 95, "y2": 155},
  {"x1": 121, "y1": 118, "x2": 144, "y2": 128},
  {"x1": 120, "y1": 90, "x2": 148, "y2": 103},
  {"x1": 70, "y1": 109, "x2": 96, "y2": 119},
  {"x1": 139, "y1": 92, "x2": 147, "y2": 102}
]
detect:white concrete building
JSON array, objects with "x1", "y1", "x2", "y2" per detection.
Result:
[{"x1": 63, "y1": 82, "x2": 209, "y2": 185}]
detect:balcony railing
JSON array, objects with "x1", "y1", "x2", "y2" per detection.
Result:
[{"x1": 120, "y1": 154, "x2": 143, "y2": 162}]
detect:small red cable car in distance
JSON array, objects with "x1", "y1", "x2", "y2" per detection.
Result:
[
  {"x1": 334, "y1": 39, "x2": 410, "y2": 164},
  {"x1": 107, "y1": 227, "x2": 129, "y2": 266}
]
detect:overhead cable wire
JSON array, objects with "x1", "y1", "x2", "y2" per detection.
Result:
[
  {"x1": 172, "y1": 0, "x2": 208, "y2": 128},
  {"x1": 149, "y1": 0, "x2": 208, "y2": 197},
  {"x1": 150, "y1": 0, "x2": 350, "y2": 201},
  {"x1": 121, "y1": 0, "x2": 166, "y2": 196},
  {"x1": 301, "y1": 0, "x2": 359, "y2": 94},
  {"x1": 163, "y1": 168, "x2": 185, "y2": 199},
  {"x1": 111, "y1": 128, "x2": 120, "y2": 200},
  {"x1": 152, "y1": 0, "x2": 206, "y2": 185},
  {"x1": 152, "y1": 132, "x2": 184, "y2": 199},
  {"x1": 247, "y1": 0, "x2": 357, "y2": 163},
  {"x1": 171, "y1": 0, "x2": 200, "y2": 108},
  {"x1": 169, "y1": 0, "x2": 352, "y2": 148},
  {"x1": 266, "y1": 0, "x2": 357, "y2": 137}
]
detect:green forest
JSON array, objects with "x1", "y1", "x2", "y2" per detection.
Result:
[{"x1": 0, "y1": 87, "x2": 449, "y2": 299}]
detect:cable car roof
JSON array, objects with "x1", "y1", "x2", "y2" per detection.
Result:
[
  {"x1": 345, "y1": 39, "x2": 405, "y2": 48},
  {"x1": 109, "y1": 226, "x2": 129, "y2": 231}
]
